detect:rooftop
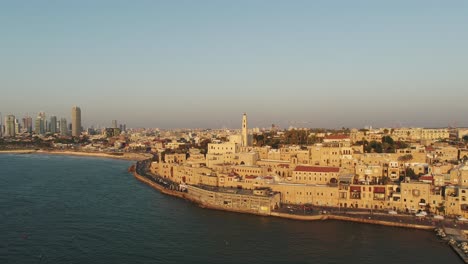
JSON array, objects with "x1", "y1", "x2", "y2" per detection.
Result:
[{"x1": 294, "y1": 165, "x2": 340, "y2": 173}]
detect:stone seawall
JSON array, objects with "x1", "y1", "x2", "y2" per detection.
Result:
[
  {"x1": 133, "y1": 171, "x2": 186, "y2": 199},
  {"x1": 133, "y1": 170, "x2": 275, "y2": 216},
  {"x1": 133, "y1": 164, "x2": 436, "y2": 231}
]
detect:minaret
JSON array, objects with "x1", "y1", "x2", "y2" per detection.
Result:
[{"x1": 241, "y1": 113, "x2": 248, "y2": 147}]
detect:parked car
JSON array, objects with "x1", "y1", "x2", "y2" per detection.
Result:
[
  {"x1": 415, "y1": 212, "x2": 426, "y2": 217},
  {"x1": 433, "y1": 215, "x2": 444, "y2": 220},
  {"x1": 457, "y1": 216, "x2": 468, "y2": 221},
  {"x1": 388, "y1": 210, "x2": 398, "y2": 215}
]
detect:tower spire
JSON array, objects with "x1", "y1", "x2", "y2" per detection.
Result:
[{"x1": 242, "y1": 113, "x2": 248, "y2": 147}]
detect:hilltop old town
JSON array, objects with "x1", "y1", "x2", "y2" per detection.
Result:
[{"x1": 147, "y1": 114, "x2": 468, "y2": 218}]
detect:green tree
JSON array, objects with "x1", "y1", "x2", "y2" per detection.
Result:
[
  {"x1": 382, "y1": 136, "x2": 394, "y2": 145},
  {"x1": 381, "y1": 176, "x2": 391, "y2": 185},
  {"x1": 425, "y1": 203, "x2": 431, "y2": 214},
  {"x1": 199, "y1": 139, "x2": 211, "y2": 154},
  {"x1": 436, "y1": 202, "x2": 446, "y2": 215},
  {"x1": 405, "y1": 168, "x2": 418, "y2": 180},
  {"x1": 463, "y1": 135, "x2": 468, "y2": 143},
  {"x1": 253, "y1": 134, "x2": 265, "y2": 146}
]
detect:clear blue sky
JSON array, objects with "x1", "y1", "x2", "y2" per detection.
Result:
[{"x1": 1, "y1": 1, "x2": 467, "y2": 129}]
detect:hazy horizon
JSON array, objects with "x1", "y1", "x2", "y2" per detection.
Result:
[{"x1": 1, "y1": 1, "x2": 467, "y2": 129}]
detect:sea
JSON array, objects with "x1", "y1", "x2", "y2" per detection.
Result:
[{"x1": 0, "y1": 154, "x2": 462, "y2": 264}]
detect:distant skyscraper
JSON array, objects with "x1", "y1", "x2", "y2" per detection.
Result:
[
  {"x1": 71, "y1": 106, "x2": 81, "y2": 137},
  {"x1": 60, "y1": 118, "x2": 68, "y2": 136},
  {"x1": 35, "y1": 117, "x2": 43, "y2": 135},
  {"x1": 5, "y1": 115, "x2": 16, "y2": 137},
  {"x1": 34, "y1": 112, "x2": 47, "y2": 135},
  {"x1": 49, "y1": 116, "x2": 57, "y2": 134},
  {"x1": 241, "y1": 113, "x2": 250, "y2": 147},
  {"x1": 14, "y1": 118, "x2": 20, "y2": 134},
  {"x1": 112, "y1": 120, "x2": 118, "y2": 129},
  {"x1": 34, "y1": 112, "x2": 46, "y2": 135},
  {"x1": 22, "y1": 116, "x2": 33, "y2": 133}
]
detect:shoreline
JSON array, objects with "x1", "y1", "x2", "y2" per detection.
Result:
[
  {"x1": 132, "y1": 166, "x2": 443, "y2": 231},
  {"x1": 0, "y1": 149, "x2": 152, "y2": 161}
]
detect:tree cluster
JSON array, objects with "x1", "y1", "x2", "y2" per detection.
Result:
[{"x1": 359, "y1": 136, "x2": 409, "y2": 153}]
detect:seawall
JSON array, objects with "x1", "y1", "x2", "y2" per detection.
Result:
[
  {"x1": 133, "y1": 170, "x2": 275, "y2": 217},
  {"x1": 132, "y1": 165, "x2": 439, "y2": 230},
  {"x1": 133, "y1": 171, "x2": 186, "y2": 199}
]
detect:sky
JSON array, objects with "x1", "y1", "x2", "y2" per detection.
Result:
[{"x1": 1, "y1": 1, "x2": 467, "y2": 129}]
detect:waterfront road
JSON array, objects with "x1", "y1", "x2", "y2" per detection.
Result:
[{"x1": 275, "y1": 204, "x2": 468, "y2": 230}]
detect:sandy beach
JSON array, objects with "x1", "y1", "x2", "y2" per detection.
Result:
[{"x1": 0, "y1": 149, "x2": 153, "y2": 161}]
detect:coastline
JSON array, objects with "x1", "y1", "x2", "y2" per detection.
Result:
[
  {"x1": 132, "y1": 164, "x2": 443, "y2": 231},
  {"x1": 0, "y1": 149, "x2": 152, "y2": 161}
]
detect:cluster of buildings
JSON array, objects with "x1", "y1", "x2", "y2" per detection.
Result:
[
  {"x1": 0, "y1": 106, "x2": 127, "y2": 139},
  {"x1": 150, "y1": 114, "x2": 468, "y2": 217},
  {"x1": 1, "y1": 106, "x2": 81, "y2": 137}
]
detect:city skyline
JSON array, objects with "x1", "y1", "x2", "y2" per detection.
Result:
[
  {"x1": 1, "y1": 1, "x2": 468, "y2": 128},
  {"x1": 0, "y1": 107, "x2": 466, "y2": 130}
]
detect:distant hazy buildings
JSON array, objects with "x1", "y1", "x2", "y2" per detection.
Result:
[
  {"x1": 49, "y1": 116, "x2": 57, "y2": 134},
  {"x1": 34, "y1": 112, "x2": 46, "y2": 135},
  {"x1": 60, "y1": 118, "x2": 68, "y2": 136},
  {"x1": 112, "y1": 120, "x2": 118, "y2": 129},
  {"x1": 5, "y1": 115, "x2": 16, "y2": 137},
  {"x1": 14, "y1": 118, "x2": 20, "y2": 134},
  {"x1": 103, "y1": 127, "x2": 121, "y2": 138},
  {"x1": 71, "y1": 106, "x2": 81, "y2": 137},
  {"x1": 22, "y1": 116, "x2": 32, "y2": 133}
]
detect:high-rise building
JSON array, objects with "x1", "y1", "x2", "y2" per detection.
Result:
[
  {"x1": 5, "y1": 115, "x2": 16, "y2": 137},
  {"x1": 112, "y1": 120, "x2": 118, "y2": 129},
  {"x1": 34, "y1": 117, "x2": 43, "y2": 135},
  {"x1": 22, "y1": 116, "x2": 33, "y2": 133},
  {"x1": 35, "y1": 112, "x2": 46, "y2": 135},
  {"x1": 14, "y1": 118, "x2": 20, "y2": 134},
  {"x1": 72, "y1": 106, "x2": 81, "y2": 137},
  {"x1": 49, "y1": 116, "x2": 57, "y2": 134},
  {"x1": 60, "y1": 118, "x2": 68, "y2": 136},
  {"x1": 36, "y1": 112, "x2": 46, "y2": 135}
]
